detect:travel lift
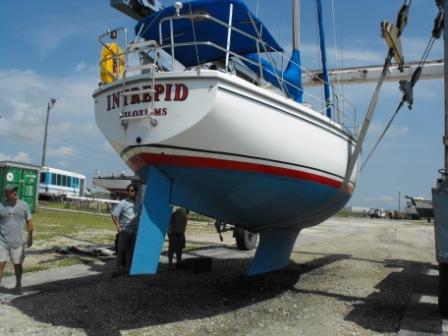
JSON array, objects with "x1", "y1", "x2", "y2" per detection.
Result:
[
  {"x1": 111, "y1": 1, "x2": 447, "y2": 308},
  {"x1": 433, "y1": 0, "x2": 448, "y2": 318}
]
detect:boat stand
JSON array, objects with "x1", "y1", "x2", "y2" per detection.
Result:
[{"x1": 130, "y1": 165, "x2": 172, "y2": 275}]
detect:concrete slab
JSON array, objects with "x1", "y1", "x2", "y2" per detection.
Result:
[{"x1": 398, "y1": 265, "x2": 448, "y2": 336}]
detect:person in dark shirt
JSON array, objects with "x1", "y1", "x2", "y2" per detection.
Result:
[{"x1": 168, "y1": 207, "x2": 188, "y2": 268}]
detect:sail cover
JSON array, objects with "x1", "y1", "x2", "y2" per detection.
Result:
[{"x1": 135, "y1": 0, "x2": 283, "y2": 67}]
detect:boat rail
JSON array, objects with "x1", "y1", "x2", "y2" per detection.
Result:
[{"x1": 98, "y1": 10, "x2": 358, "y2": 134}]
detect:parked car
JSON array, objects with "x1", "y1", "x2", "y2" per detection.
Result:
[{"x1": 368, "y1": 208, "x2": 386, "y2": 218}]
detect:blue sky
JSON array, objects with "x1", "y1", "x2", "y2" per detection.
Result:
[{"x1": 0, "y1": 0, "x2": 443, "y2": 210}]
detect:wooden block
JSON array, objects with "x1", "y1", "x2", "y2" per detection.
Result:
[{"x1": 184, "y1": 257, "x2": 212, "y2": 273}]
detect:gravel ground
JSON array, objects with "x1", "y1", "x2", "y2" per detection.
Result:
[{"x1": 0, "y1": 217, "x2": 438, "y2": 336}]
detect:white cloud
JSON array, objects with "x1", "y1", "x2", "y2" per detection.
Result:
[
  {"x1": 368, "y1": 122, "x2": 410, "y2": 138},
  {"x1": 25, "y1": 18, "x2": 98, "y2": 59},
  {"x1": 402, "y1": 36, "x2": 443, "y2": 61},
  {"x1": 47, "y1": 146, "x2": 75, "y2": 158},
  {"x1": 300, "y1": 43, "x2": 385, "y2": 69},
  {"x1": 362, "y1": 195, "x2": 395, "y2": 206},
  {"x1": 0, "y1": 151, "x2": 31, "y2": 163},
  {"x1": 57, "y1": 160, "x2": 69, "y2": 167},
  {"x1": 74, "y1": 62, "x2": 87, "y2": 73}
]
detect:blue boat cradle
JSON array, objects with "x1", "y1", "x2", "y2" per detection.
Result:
[{"x1": 130, "y1": 165, "x2": 301, "y2": 275}]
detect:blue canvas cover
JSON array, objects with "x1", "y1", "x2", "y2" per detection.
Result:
[
  {"x1": 135, "y1": 0, "x2": 283, "y2": 67},
  {"x1": 245, "y1": 50, "x2": 303, "y2": 103}
]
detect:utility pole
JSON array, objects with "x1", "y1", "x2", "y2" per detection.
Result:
[
  {"x1": 41, "y1": 98, "x2": 56, "y2": 167},
  {"x1": 398, "y1": 191, "x2": 401, "y2": 212}
]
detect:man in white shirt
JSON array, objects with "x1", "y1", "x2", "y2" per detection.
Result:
[{"x1": 111, "y1": 183, "x2": 140, "y2": 277}]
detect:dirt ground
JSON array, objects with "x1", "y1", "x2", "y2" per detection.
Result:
[{"x1": 0, "y1": 217, "x2": 441, "y2": 336}]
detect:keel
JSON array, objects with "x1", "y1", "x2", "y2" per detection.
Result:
[
  {"x1": 130, "y1": 165, "x2": 172, "y2": 275},
  {"x1": 248, "y1": 229, "x2": 300, "y2": 275}
]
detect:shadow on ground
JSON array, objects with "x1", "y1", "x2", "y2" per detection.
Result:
[
  {"x1": 344, "y1": 260, "x2": 439, "y2": 334},
  {"x1": 284, "y1": 256, "x2": 435, "y2": 334},
  {"x1": 6, "y1": 247, "x2": 437, "y2": 336},
  {"x1": 8, "y1": 248, "x2": 348, "y2": 336}
]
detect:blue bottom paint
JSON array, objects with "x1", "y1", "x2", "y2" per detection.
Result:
[
  {"x1": 131, "y1": 166, "x2": 172, "y2": 275},
  {"x1": 133, "y1": 164, "x2": 351, "y2": 275},
  {"x1": 249, "y1": 228, "x2": 300, "y2": 275},
  {"x1": 137, "y1": 165, "x2": 351, "y2": 229}
]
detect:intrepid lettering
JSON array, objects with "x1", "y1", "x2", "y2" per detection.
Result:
[{"x1": 107, "y1": 83, "x2": 189, "y2": 111}]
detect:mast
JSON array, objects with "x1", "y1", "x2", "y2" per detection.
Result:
[
  {"x1": 316, "y1": 0, "x2": 332, "y2": 118},
  {"x1": 292, "y1": 0, "x2": 300, "y2": 50},
  {"x1": 286, "y1": 0, "x2": 303, "y2": 103}
]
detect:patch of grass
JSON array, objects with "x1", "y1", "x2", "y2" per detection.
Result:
[
  {"x1": 34, "y1": 207, "x2": 114, "y2": 242},
  {"x1": 335, "y1": 209, "x2": 365, "y2": 218},
  {"x1": 39, "y1": 200, "x2": 113, "y2": 215}
]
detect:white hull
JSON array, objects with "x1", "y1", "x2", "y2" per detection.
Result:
[{"x1": 94, "y1": 70, "x2": 358, "y2": 229}]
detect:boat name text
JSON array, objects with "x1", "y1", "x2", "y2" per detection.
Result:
[{"x1": 107, "y1": 83, "x2": 189, "y2": 111}]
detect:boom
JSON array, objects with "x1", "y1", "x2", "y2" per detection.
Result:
[{"x1": 303, "y1": 59, "x2": 443, "y2": 87}]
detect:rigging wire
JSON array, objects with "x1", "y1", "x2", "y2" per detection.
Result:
[
  {"x1": 360, "y1": 1, "x2": 441, "y2": 172},
  {"x1": 187, "y1": 1, "x2": 201, "y2": 68},
  {"x1": 330, "y1": 0, "x2": 342, "y2": 122}
]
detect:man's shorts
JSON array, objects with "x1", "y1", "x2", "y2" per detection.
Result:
[{"x1": 0, "y1": 245, "x2": 25, "y2": 264}]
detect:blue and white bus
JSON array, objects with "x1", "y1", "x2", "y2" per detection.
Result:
[{"x1": 39, "y1": 167, "x2": 86, "y2": 199}]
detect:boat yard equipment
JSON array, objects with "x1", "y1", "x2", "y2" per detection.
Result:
[
  {"x1": 360, "y1": 0, "x2": 444, "y2": 171},
  {"x1": 432, "y1": 0, "x2": 448, "y2": 317}
]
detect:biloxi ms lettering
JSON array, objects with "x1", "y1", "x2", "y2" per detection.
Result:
[{"x1": 106, "y1": 83, "x2": 189, "y2": 118}]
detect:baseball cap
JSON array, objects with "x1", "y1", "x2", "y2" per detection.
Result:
[{"x1": 4, "y1": 184, "x2": 18, "y2": 192}]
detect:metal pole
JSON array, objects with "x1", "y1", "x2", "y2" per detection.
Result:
[
  {"x1": 399, "y1": 191, "x2": 401, "y2": 212},
  {"x1": 41, "y1": 98, "x2": 56, "y2": 167},
  {"x1": 225, "y1": 3, "x2": 234, "y2": 70},
  {"x1": 292, "y1": 0, "x2": 300, "y2": 50},
  {"x1": 444, "y1": 0, "x2": 448, "y2": 169}
]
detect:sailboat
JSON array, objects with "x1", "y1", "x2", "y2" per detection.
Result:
[{"x1": 93, "y1": 0, "x2": 358, "y2": 275}]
